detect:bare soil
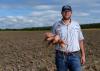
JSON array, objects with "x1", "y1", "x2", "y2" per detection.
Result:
[{"x1": 0, "y1": 30, "x2": 99, "y2": 71}]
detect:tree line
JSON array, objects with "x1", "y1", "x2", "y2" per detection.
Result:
[{"x1": 0, "y1": 23, "x2": 100, "y2": 31}]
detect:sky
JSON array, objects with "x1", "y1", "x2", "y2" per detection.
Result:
[{"x1": 0, "y1": 0, "x2": 100, "y2": 29}]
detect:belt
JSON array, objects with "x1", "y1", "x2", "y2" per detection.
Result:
[{"x1": 56, "y1": 50, "x2": 80, "y2": 56}]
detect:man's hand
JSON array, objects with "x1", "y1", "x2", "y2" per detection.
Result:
[
  {"x1": 44, "y1": 32, "x2": 66, "y2": 48},
  {"x1": 79, "y1": 40, "x2": 85, "y2": 65},
  {"x1": 44, "y1": 32, "x2": 54, "y2": 41},
  {"x1": 81, "y1": 56, "x2": 86, "y2": 65},
  {"x1": 58, "y1": 39, "x2": 66, "y2": 48},
  {"x1": 52, "y1": 35, "x2": 60, "y2": 44}
]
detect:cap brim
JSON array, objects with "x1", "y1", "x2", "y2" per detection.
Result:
[{"x1": 62, "y1": 9, "x2": 72, "y2": 12}]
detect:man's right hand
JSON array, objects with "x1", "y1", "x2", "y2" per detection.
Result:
[
  {"x1": 44, "y1": 32, "x2": 66, "y2": 48},
  {"x1": 58, "y1": 39, "x2": 66, "y2": 48}
]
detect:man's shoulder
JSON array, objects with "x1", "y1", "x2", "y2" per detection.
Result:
[
  {"x1": 52, "y1": 20, "x2": 61, "y2": 27},
  {"x1": 71, "y1": 20, "x2": 81, "y2": 30},
  {"x1": 72, "y1": 20, "x2": 80, "y2": 26},
  {"x1": 72, "y1": 20, "x2": 79, "y2": 25}
]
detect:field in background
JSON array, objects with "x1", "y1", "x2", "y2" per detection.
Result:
[{"x1": 0, "y1": 30, "x2": 99, "y2": 71}]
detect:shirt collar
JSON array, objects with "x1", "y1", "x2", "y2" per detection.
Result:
[{"x1": 60, "y1": 19, "x2": 72, "y2": 26}]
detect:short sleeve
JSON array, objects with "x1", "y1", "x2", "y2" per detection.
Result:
[
  {"x1": 78, "y1": 25, "x2": 84, "y2": 40},
  {"x1": 51, "y1": 23, "x2": 57, "y2": 35}
]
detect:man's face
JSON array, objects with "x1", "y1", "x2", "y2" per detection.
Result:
[{"x1": 62, "y1": 10, "x2": 72, "y2": 20}]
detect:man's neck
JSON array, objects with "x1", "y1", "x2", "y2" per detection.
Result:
[{"x1": 62, "y1": 18, "x2": 71, "y2": 25}]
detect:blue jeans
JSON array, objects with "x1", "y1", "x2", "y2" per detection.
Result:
[{"x1": 55, "y1": 51, "x2": 82, "y2": 71}]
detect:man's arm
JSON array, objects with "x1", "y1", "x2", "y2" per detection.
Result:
[{"x1": 79, "y1": 40, "x2": 85, "y2": 65}]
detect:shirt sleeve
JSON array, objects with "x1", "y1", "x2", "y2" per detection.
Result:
[
  {"x1": 51, "y1": 23, "x2": 57, "y2": 35},
  {"x1": 78, "y1": 25, "x2": 84, "y2": 40}
]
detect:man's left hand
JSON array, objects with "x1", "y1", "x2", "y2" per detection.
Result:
[{"x1": 81, "y1": 56, "x2": 86, "y2": 65}]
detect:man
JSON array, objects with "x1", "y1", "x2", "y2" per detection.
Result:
[{"x1": 51, "y1": 5, "x2": 85, "y2": 71}]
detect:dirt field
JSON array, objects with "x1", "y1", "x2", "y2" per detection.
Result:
[{"x1": 0, "y1": 30, "x2": 99, "y2": 71}]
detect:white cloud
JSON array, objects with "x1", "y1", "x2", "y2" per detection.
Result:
[
  {"x1": 34, "y1": 5, "x2": 53, "y2": 10},
  {"x1": 0, "y1": 9, "x2": 60, "y2": 29},
  {"x1": 90, "y1": 10, "x2": 100, "y2": 13},
  {"x1": 31, "y1": 10, "x2": 59, "y2": 16},
  {"x1": 31, "y1": 11, "x2": 43, "y2": 16},
  {"x1": 73, "y1": 12, "x2": 90, "y2": 17},
  {"x1": 16, "y1": 16, "x2": 24, "y2": 19},
  {"x1": 0, "y1": 17, "x2": 5, "y2": 21},
  {"x1": 79, "y1": 13, "x2": 90, "y2": 16},
  {"x1": 6, "y1": 16, "x2": 14, "y2": 18},
  {"x1": 0, "y1": 0, "x2": 99, "y2": 28},
  {"x1": 90, "y1": 3, "x2": 100, "y2": 7}
]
